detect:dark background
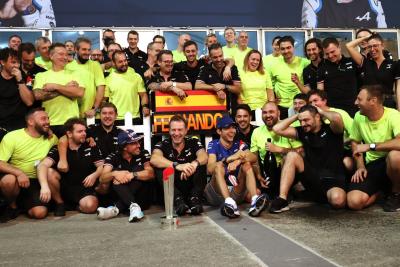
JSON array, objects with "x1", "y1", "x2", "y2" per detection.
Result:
[{"x1": 52, "y1": 0, "x2": 399, "y2": 28}]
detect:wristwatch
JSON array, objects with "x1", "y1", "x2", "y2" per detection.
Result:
[
  {"x1": 369, "y1": 143, "x2": 376, "y2": 151},
  {"x1": 172, "y1": 161, "x2": 179, "y2": 169},
  {"x1": 172, "y1": 81, "x2": 177, "y2": 88}
]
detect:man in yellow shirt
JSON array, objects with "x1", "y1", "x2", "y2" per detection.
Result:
[
  {"x1": 34, "y1": 37, "x2": 52, "y2": 70},
  {"x1": 172, "y1": 33, "x2": 191, "y2": 63},
  {"x1": 232, "y1": 31, "x2": 252, "y2": 71},
  {"x1": 33, "y1": 43, "x2": 84, "y2": 137},
  {"x1": 222, "y1": 27, "x2": 238, "y2": 60},
  {"x1": 0, "y1": 108, "x2": 58, "y2": 221},
  {"x1": 106, "y1": 51, "x2": 149, "y2": 125},
  {"x1": 66, "y1": 38, "x2": 105, "y2": 118},
  {"x1": 348, "y1": 85, "x2": 400, "y2": 212}
]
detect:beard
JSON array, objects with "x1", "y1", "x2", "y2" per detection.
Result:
[
  {"x1": 77, "y1": 55, "x2": 89, "y2": 64},
  {"x1": 35, "y1": 124, "x2": 49, "y2": 138}
]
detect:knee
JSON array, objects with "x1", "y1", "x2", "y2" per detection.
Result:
[
  {"x1": 329, "y1": 191, "x2": 346, "y2": 209},
  {"x1": 0, "y1": 174, "x2": 18, "y2": 189},
  {"x1": 214, "y1": 162, "x2": 225, "y2": 174},
  {"x1": 29, "y1": 206, "x2": 48, "y2": 219},
  {"x1": 284, "y1": 151, "x2": 301, "y2": 163},
  {"x1": 347, "y1": 191, "x2": 368, "y2": 210},
  {"x1": 241, "y1": 161, "x2": 252, "y2": 172},
  {"x1": 48, "y1": 168, "x2": 60, "y2": 181},
  {"x1": 79, "y1": 197, "x2": 98, "y2": 214},
  {"x1": 387, "y1": 151, "x2": 400, "y2": 166}
]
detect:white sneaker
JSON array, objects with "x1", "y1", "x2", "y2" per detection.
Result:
[
  {"x1": 129, "y1": 203, "x2": 144, "y2": 222},
  {"x1": 97, "y1": 206, "x2": 119, "y2": 220}
]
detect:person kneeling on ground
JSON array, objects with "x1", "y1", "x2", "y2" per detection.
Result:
[
  {"x1": 205, "y1": 114, "x2": 268, "y2": 218},
  {"x1": 98, "y1": 130, "x2": 154, "y2": 222}
]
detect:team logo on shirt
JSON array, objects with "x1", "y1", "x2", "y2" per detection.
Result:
[{"x1": 356, "y1": 12, "x2": 371, "y2": 22}]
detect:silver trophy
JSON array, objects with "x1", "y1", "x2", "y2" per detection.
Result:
[{"x1": 161, "y1": 167, "x2": 179, "y2": 227}]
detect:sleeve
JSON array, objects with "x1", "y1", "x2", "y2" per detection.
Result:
[
  {"x1": 301, "y1": 0, "x2": 321, "y2": 28},
  {"x1": 192, "y1": 138, "x2": 204, "y2": 151},
  {"x1": 230, "y1": 66, "x2": 241, "y2": 82},
  {"x1": 207, "y1": 140, "x2": 217, "y2": 154},
  {"x1": 142, "y1": 150, "x2": 151, "y2": 162},
  {"x1": 153, "y1": 140, "x2": 166, "y2": 155},
  {"x1": 0, "y1": 133, "x2": 15, "y2": 162},
  {"x1": 94, "y1": 62, "x2": 106, "y2": 87},
  {"x1": 250, "y1": 130, "x2": 258, "y2": 153},
  {"x1": 294, "y1": 126, "x2": 303, "y2": 142},
  {"x1": 349, "y1": 114, "x2": 362, "y2": 142},
  {"x1": 145, "y1": 75, "x2": 157, "y2": 87},
  {"x1": 303, "y1": 67, "x2": 310, "y2": 86},
  {"x1": 395, "y1": 61, "x2": 400, "y2": 80},
  {"x1": 137, "y1": 74, "x2": 146, "y2": 93},
  {"x1": 104, "y1": 153, "x2": 116, "y2": 168},
  {"x1": 46, "y1": 146, "x2": 59, "y2": 165},
  {"x1": 264, "y1": 71, "x2": 273, "y2": 89},
  {"x1": 390, "y1": 110, "x2": 400, "y2": 136},
  {"x1": 32, "y1": 72, "x2": 45, "y2": 90},
  {"x1": 104, "y1": 76, "x2": 111, "y2": 98}
]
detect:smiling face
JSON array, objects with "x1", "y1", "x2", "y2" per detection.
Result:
[
  {"x1": 235, "y1": 109, "x2": 251, "y2": 131},
  {"x1": 100, "y1": 107, "x2": 117, "y2": 128},
  {"x1": 262, "y1": 102, "x2": 280, "y2": 129},
  {"x1": 169, "y1": 120, "x2": 187, "y2": 146},
  {"x1": 217, "y1": 124, "x2": 236, "y2": 143},
  {"x1": 184, "y1": 44, "x2": 198, "y2": 63},
  {"x1": 247, "y1": 52, "x2": 261, "y2": 72},
  {"x1": 367, "y1": 38, "x2": 384, "y2": 60},
  {"x1": 298, "y1": 110, "x2": 320, "y2": 133},
  {"x1": 210, "y1": 47, "x2": 225, "y2": 69},
  {"x1": 324, "y1": 43, "x2": 341, "y2": 64},
  {"x1": 305, "y1": 42, "x2": 321, "y2": 62},
  {"x1": 280, "y1": 41, "x2": 294, "y2": 61}
]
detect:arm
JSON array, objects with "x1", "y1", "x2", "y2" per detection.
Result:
[
  {"x1": 226, "y1": 81, "x2": 241, "y2": 95},
  {"x1": 82, "y1": 162, "x2": 104, "y2": 188},
  {"x1": 353, "y1": 136, "x2": 400, "y2": 155},
  {"x1": 345, "y1": 36, "x2": 368, "y2": 66},
  {"x1": 195, "y1": 148, "x2": 208, "y2": 166},
  {"x1": 194, "y1": 80, "x2": 219, "y2": 91},
  {"x1": 0, "y1": 160, "x2": 30, "y2": 188},
  {"x1": 11, "y1": 68, "x2": 34, "y2": 106},
  {"x1": 57, "y1": 135, "x2": 69, "y2": 172},
  {"x1": 133, "y1": 162, "x2": 154, "y2": 181},
  {"x1": 139, "y1": 92, "x2": 150, "y2": 116},
  {"x1": 206, "y1": 153, "x2": 218, "y2": 175},
  {"x1": 92, "y1": 84, "x2": 105, "y2": 110},
  {"x1": 37, "y1": 157, "x2": 54, "y2": 203},
  {"x1": 351, "y1": 140, "x2": 367, "y2": 183},
  {"x1": 226, "y1": 149, "x2": 255, "y2": 164},
  {"x1": 43, "y1": 81, "x2": 84, "y2": 99},
  {"x1": 272, "y1": 114, "x2": 299, "y2": 139},
  {"x1": 33, "y1": 90, "x2": 61, "y2": 101},
  {"x1": 267, "y1": 88, "x2": 275, "y2": 101},
  {"x1": 292, "y1": 73, "x2": 311, "y2": 94},
  {"x1": 318, "y1": 108, "x2": 344, "y2": 134},
  {"x1": 150, "y1": 149, "x2": 173, "y2": 169}
]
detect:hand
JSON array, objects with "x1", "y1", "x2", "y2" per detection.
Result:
[
  {"x1": 257, "y1": 174, "x2": 270, "y2": 189},
  {"x1": 84, "y1": 109, "x2": 96, "y2": 118},
  {"x1": 14, "y1": 0, "x2": 32, "y2": 12},
  {"x1": 227, "y1": 160, "x2": 241, "y2": 173},
  {"x1": 216, "y1": 90, "x2": 226, "y2": 100},
  {"x1": 144, "y1": 69, "x2": 154, "y2": 79},
  {"x1": 265, "y1": 142, "x2": 281, "y2": 153},
  {"x1": 17, "y1": 173, "x2": 30, "y2": 188},
  {"x1": 173, "y1": 88, "x2": 187, "y2": 100},
  {"x1": 11, "y1": 68, "x2": 22, "y2": 82},
  {"x1": 82, "y1": 173, "x2": 97, "y2": 188},
  {"x1": 353, "y1": 144, "x2": 370, "y2": 157},
  {"x1": 57, "y1": 159, "x2": 69, "y2": 173},
  {"x1": 0, "y1": 0, "x2": 17, "y2": 19},
  {"x1": 351, "y1": 167, "x2": 368, "y2": 183},
  {"x1": 176, "y1": 163, "x2": 196, "y2": 179},
  {"x1": 222, "y1": 67, "x2": 232, "y2": 81},
  {"x1": 212, "y1": 83, "x2": 225, "y2": 92},
  {"x1": 291, "y1": 73, "x2": 300, "y2": 85},
  {"x1": 43, "y1": 83, "x2": 59, "y2": 92},
  {"x1": 113, "y1": 170, "x2": 131, "y2": 184},
  {"x1": 39, "y1": 186, "x2": 51, "y2": 203},
  {"x1": 66, "y1": 81, "x2": 79, "y2": 87},
  {"x1": 87, "y1": 137, "x2": 96, "y2": 147},
  {"x1": 142, "y1": 107, "x2": 150, "y2": 117}
]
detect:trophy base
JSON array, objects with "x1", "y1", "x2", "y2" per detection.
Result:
[{"x1": 160, "y1": 215, "x2": 179, "y2": 229}]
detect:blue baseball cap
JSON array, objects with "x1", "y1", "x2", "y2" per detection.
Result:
[
  {"x1": 117, "y1": 129, "x2": 143, "y2": 145},
  {"x1": 216, "y1": 115, "x2": 235, "y2": 129}
]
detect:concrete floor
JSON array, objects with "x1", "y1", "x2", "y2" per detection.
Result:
[{"x1": 0, "y1": 202, "x2": 399, "y2": 267}]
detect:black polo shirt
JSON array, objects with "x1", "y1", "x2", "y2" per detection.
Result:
[
  {"x1": 87, "y1": 124, "x2": 123, "y2": 158},
  {"x1": 153, "y1": 137, "x2": 204, "y2": 164},
  {"x1": 47, "y1": 143, "x2": 103, "y2": 185},
  {"x1": 318, "y1": 56, "x2": 358, "y2": 116},
  {"x1": 303, "y1": 60, "x2": 326, "y2": 91},
  {"x1": 0, "y1": 75, "x2": 28, "y2": 131},
  {"x1": 174, "y1": 58, "x2": 207, "y2": 88},
  {"x1": 146, "y1": 69, "x2": 190, "y2": 88},
  {"x1": 235, "y1": 124, "x2": 257, "y2": 147},
  {"x1": 359, "y1": 56, "x2": 399, "y2": 95},
  {"x1": 197, "y1": 63, "x2": 241, "y2": 110},
  {"x1": 104, "y1": 150, "x2": 150, "y2": 173},
  {"x1": 296, "y1": 123, "x2": 344, "y2": 176},
  {"x1": 21, "y1": 63, "x2": 46, "y2": 108},
  {"x1": 130, "y1": 60, "x2": 150, "y2": 81},
  {"x1": 124, "y1": 48, "x2": 147, "y2": 67}
]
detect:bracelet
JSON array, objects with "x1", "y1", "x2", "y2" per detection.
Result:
[
  {"x1": 193, "y1": 159, "x2": 200, "y2": 168},
  {"x1": 142, "y1": 104, "x2": 149, "y2": 108}
]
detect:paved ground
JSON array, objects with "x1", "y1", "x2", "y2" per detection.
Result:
[{"x1": 0, "y1": 202, "x2": 399, "y2": 267}]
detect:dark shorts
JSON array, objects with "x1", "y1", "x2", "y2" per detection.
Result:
[
  {"x1": 348, "y1": 157, "x2": 391, "y2": 196},
  {"x1": 298, "y1": 161, "x2": 346, "y2": 202},
  {"x1": 61, "y1": 181, "x2": 96, "y2": 206},
  {"x1": 17, "y1": 179, "x2": 48, "y2": 211}
]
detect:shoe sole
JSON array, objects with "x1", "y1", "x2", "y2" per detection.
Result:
[
  {"x1": 249, "y1": 197, "x2": 269, "y2": 217},
  {"x1": 269, "y1": 206, "x2": 290, "y2": 213},
  {"x1": 221, "y1": 206, "x2": 239, "y2": 219}
]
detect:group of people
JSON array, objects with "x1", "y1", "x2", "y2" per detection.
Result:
[{"x1": 0, "y1": 26, "x2": 399, "y2": 223}]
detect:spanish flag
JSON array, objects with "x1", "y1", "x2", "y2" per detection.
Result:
[{"x1": 155, "y1": 90, "x2": 227, "y2": 112}]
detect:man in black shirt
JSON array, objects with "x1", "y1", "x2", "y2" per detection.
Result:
[
  {"x1": 320, "y1": 38, "x2": 359, "y2": 117},
  {"x1": 124, "y1": 30, "x2": 147, "y2": 69},
  {"x1": 346, "y1": 33, "x2": 400, "y2": 109},
  {"x1": 147, "y1": 50, "x2": 192, "y2": 98},
  {"x1": 98, "y1": 130, "x2": 154, "y2": 222},
  {"x1": 150, "y1": 115, "x2": 208, "y2": 216},
  {"x1": 19, "y1": 42, "x2": 46, "y2": 108},
  {"x1": 271, "y1": 105, "x2": 346, "y2": 213},
  {"x1": 130, "y1": 42, "x2": 162, "y2": 81},
  {"x1": 0, "y1": 47, "x2": 34, "y2": 132},
  {"x1": 301, "y1": 38, "x2": 324, "y2": 92},
  {"x1": 39, "y1": 118, "x2": 103, "y2": 214},
  {"x1": 195, "y1": 43, "x2": 241, "y2": 112},
  {"x1": 234, "y1": 104, "x2": 256, "y2": 146},
  {"x1": 101, "y1": 29, "x2": 116, "y2": 63}
]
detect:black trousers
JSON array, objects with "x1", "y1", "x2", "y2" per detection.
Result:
[
  {"x1": 113, "y1": 180, "x2": 153, "y2": 212},
  {"x1": 155, "y1": 165, "x2": 207, "y2": 202}
]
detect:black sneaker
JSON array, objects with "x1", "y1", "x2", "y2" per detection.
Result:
[
  {"x1": 174, "y1": 197, "x2": 189, "y2": 216},
  {"x1": 269, "y1": 197, "x2": 289, "y2": 213},
  {"x1": 54, "y1": 203, "x2": 66, "y2": 216},
  {"x1": 188, "y1": 196, "x2": 203, "y2": 215},
  {"x1": 0, "y1": 206, "x2": 19, "y2": 223},
  {"x1": 383, "y1": 193, "x2": 400, "y2": 212}
]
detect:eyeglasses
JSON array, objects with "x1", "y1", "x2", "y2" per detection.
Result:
[{"x1": 367, "y1": 44, "x2": 382, "y2": 49}]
